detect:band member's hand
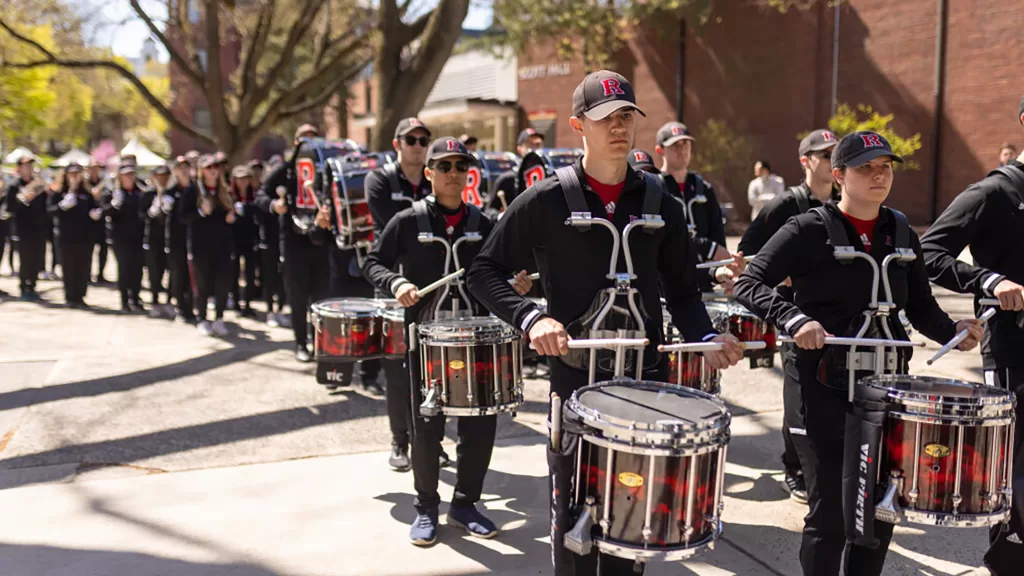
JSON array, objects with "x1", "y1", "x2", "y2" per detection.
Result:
[
  {"x1": 793, "y1": 321, "x2": 831, "y2": 350},
  {"x1": 511, "y1": 270, "x2": 532, "y2": 296},
  {"x1": 954, "y1": 319, "x2": 984, "y2": 351},
  {"x1": 528, "y1": 317, "x2": 569, "y2": 356},
  {"x1": 713, "y1": 266, "x2": 737, "y2": 295},
  {"x1": 315, "y1": 205, "x2": 331, "y2": 229},
  {"x1": 704, "y1": 333, "x2": 744, "y2": 370},
  {"x1": 272, "y1": 199, "x2": 288, "y2": 215},
  {"x1": 993, "y1": 279, "x2": 1024, "y2": 311},
  {"x1": 225, "y1": 211, "x2": 236, "y2": 224},
  {"x1": 91, "y1": 186, "x2": 104, "y2": 201},
  {"x1": 395, "y1": 283, "x2": 420, "y2": 308},
  {"x1": 725, "y1": 251, "x2": 746, "y2": 276},
  {"x1": 200, "y1": 198, "x2": 214, "y2": 216},
  {"x1": 780, "y1": 277, "x2": 793, "y2": 287},
  {"x1": 712, "y1": 245, "x2": 730, "y2": 263}
]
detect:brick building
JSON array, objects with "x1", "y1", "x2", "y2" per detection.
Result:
[{"x1": 516, "y1": 1, "x2": 1023, "y2": 224}]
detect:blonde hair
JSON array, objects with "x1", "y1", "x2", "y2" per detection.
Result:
[{"x1": 197, "y1": 178, "x2": 233, "y2": 212}]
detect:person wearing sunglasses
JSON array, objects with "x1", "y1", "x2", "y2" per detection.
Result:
[
  {"x1": 364, "y1": 136, "x2": 532, "y2": 547},
  {"x1": 735, "y1": 128, "x2": 838, "y2": 508},
  {"x1": 364, "y1": 117, "x2": 436, "y2": 473}
]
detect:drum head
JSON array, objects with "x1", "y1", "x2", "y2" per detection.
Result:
[
  {"x1": 378, "y1": 299, "x2": 404, "y2": 320},
  {"x1": 861, "y1": 374, "x2": 1012, "y2": 402},
  {"x1": 576, "y1": 382, "x2": 726, "y2": 430},
  {"x1": 312, "y1": 298, "x2": 380, "y2": 317},
  {"x1": 418, "y1": 316, "x2": 519, "y2": 345}
]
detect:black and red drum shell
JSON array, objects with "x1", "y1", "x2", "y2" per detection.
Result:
[
  {"x1": 378, "y1": 299, "x2": 407, "y2": 359},
  {"x1": 312, "y1": 298, "x2": 383, "y2": 361},
  {"x1": 666, "y1": 350, "x2": 720, "y2": 394}
]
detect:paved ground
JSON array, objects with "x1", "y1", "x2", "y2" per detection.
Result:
[{"x1": 0, "y1": 249, "x2": 998, "y2": 576}]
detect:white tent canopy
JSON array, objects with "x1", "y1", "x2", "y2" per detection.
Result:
[
  {"x1": 120, "y1": 138, "x2": 165, "y2": 167},
  {"x1": 3, "y1": 147, "x2": 40, "y2": 165},
  {"x1": 52, "y1": 148, "x2": 91, "y2": 167}
]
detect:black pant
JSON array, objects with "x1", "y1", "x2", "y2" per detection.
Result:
[
  {"x1": 232, "y1": 244, "x2": 258, "y2": 309},
  {"x1": 794, "y1": 362, "x2": 893, "y2": 576},
  {"x1": 168, "y1": 247, "x2": 193, "y2": 317},
  {"x1": 0, "y1": 222, "x2": 11, "y2": 274},
  {"x1": 283, "y1": 237, "x2": 329, "y2": 347},
  {"x1": 984, "y1": 366, "x2": 1024, "y2": 576},
  {"x1": 781, "y1": 343, "x2": 807, "y2": 474},
  {"x1": 190, "y1": 247, "x2": 231, "y2": 321},
  {"x1": 408, "y1": 347, "x2": 497, "y2": 514},
  {"x1": 46, "y1": 223, "x2": 58, "y2": 273},
  {"x1": 146, "y1": 241, "x2": 168, "y2": 304},
  {"x1": 112, "y1": 239, "x2": 144, "y2": 307},
  {"x1": 59, "y1": 240, "x2": 91, "y2": 303},
  {"x1": 548, "y1": 359, "x2": 646, "y2": 576},
  {"x1": 261, "y1": 246, "x2": 285, "y2": 312},
  {"x1": 93, "y1": 235, "x2": 108, "y2": 280},
  {"x1": 17, "y1": 236, "x2": 45, "y2": 293}
]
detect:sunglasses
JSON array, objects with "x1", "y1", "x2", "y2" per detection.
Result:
[
  {"x1": 432, "y1": 161, "x2": 471, "y2": 174},
  {"x1": 403, "y1": 135, "x2": 429, "y2": 147}
]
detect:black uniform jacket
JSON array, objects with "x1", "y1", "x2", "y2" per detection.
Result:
[
  {"x1": 662, "y1": 172, "x2": 727, "y2": 261},
  {"x1": 738, "y1": 182, "x2": 828, "y2": 256},
  {"x1": 257, "y1": 162, "x2": 330, "y2": 249},
  {"x1": 365, "y1": 164, "x2": 432, "y2": 232},
  {"x1": 364, "y1": 198, "x2": 493, "y2": 324},
  {"x1": 164, "y1": 181, "x2": 194, "y2": 255},
  {"x1": 232, "y1": 188, "x2": 260, "y2": 249},
  {"x1": 5, "y1": 179, "x2": 49, "y2": 242},
  {"x1": 140, "y1": 187, "x2": 167, "y2": 250},
  {"x1": 466, "y1": 159, "x2": 716, "y2": 356},
  {"x1": 921, "y1": 160, "x2": 1024, "y2": 369},
  {"x1": 178, "y1": 186, "x2": 233, "y2": 258},
  {"x1": 48, "y1": 187, "x2": 98, "y2": 243},
  {"x1": 253, "y1": 185, "x2": 282, "y2": 253},
  {"x1": 101, "y1": 186, "x2": 144, "y2": 245},
  {"x1": 734, "y1": 201, "x2": 957, "y2": 353}
]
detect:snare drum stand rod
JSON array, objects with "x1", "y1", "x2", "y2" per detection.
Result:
[{"x1": 451, "y1": 233, "x2": 482, "y2": 315}]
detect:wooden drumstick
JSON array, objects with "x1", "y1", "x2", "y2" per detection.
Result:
[
  {"x1": 507, "y1": 272, "x2": 540, "y2": 285},
  {"x1": 416, "y1": 269, "x2": 465, "y2": 298},
  {"x1": 696, "y1": 255, "x2": 755, "y2": 270},
  {"x1": 979, "y1": 298, "x2": 1001, "y2": 307},
  {"x1": 303, "y1": 180, "x2": 322, "y2": 210},
  {"x1": 497, "y1": 190, "x2": 508, "y2": 212},
  {"x1": 927, "y1": 307, "x2": 997, "y2": 365},
  {"x1": 550, "y1": 393, "x2": 562, "y2": 452},
  {"x1": 657, "y1": 341, "x2": 767, "y2": 353},
  {"x1": 777, "y1": 336, "x2": 924, "y2": 348}
]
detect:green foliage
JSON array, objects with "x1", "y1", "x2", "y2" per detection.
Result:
[
  {"x1": 690, "y1": 118, "x2": 754, "y2": 208},
  {"x1": 0, "y1": 25, "x2": 57, "y2": 140},
  {"x1": 804, "y1": 103, "x2": 923, "y2": 170}
]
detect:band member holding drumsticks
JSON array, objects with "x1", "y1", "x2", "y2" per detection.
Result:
[
  {"x1": 47, "y1": 163, "x2": 98, "y2": 308},
  {"x1": 364, "y1": 137, "x2": 532, "y2": 547},
  {"x1": 919, "y1": 97, "x2": 1024, "y2": 576},
  {"x1": 229, "y1": 165, "x2": 260, "y2": 319},
  {"x1": 736, "y1": 128, "x2": 838, "y2": 505},
  {"x1": 484, "y1": 128, "x2": 546, "y2": 218},
  {"x1": 85, "y1": 159, "x2": 111, "y2": 285},
  {"x1": 365, "y1": 117, "x2": 434, "y2": 472},
  {"x1": 468, "y1": 70, "x2": 744, "y2": 575},
  {"x1": 734, "y1": 131, "x2": 982, "y2": 576},
  {"x1": 166, "y1": 157, "x2": 197, "y2": 323}
]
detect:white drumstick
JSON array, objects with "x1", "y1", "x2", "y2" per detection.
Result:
[
  {"x1": 507, "y1": 272, "x2": 541, "y2": 285},
  {"x1": 567, "y1": 338, "x2": 649, "y2": 349},
  {"x1": 549, "y1": 393, "x2": 562, "y2": 452},
  {"x1": 658, "y1": 341, "x2": 767, "y2": 353},
  {"x1": 696, "y1": 255, "x2": 755, "y2": 270},
  {"x1": 303, "y1": 181, "x2": 322, "y2": 210},
  {"x1": 927, "y1": 307, "x2": 997, "y2": 365},
  {"x1": 417, "y1": 269, "x2": 465, "y2": 298},
  {"x1": 777, "y1": 336, "x2": 924, "y2": 348},
  {"x1": 979, "y1": 298, "x2": 1001, "y2": 307}
]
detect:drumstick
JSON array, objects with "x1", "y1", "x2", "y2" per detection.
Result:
[
  {"x1": 658, "y1": 341, "x2": 767, "y2": 353},
  {"x1": 696, "y1": 255, "x2": 755, "y2": 270},
  {"x1": 507, "y1": 272, "x2": 541, "y2": 285},
  {"x1": 303, "y1": 181, "x2": 322, "y2": 210},
  {"x1": 927, "y1": 307, "x2": 997, "y2": 365},
  {"x1": 777, "y1": 336, "x2": 924, "y2": 348},
  {"x1": 549, "y1": 393, "x2": 562, "y2": 452},
  {"x1": 979, "y1": 298, "x2": 1001, "y2": 307},
  {"x1": 416, "y1": 269, "x2": 465, "y2": 298},
  {"x1": 567, "y1": 338, "x2": 649, "y2": 349}
]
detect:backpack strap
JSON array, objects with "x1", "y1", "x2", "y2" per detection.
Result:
[
  {"x1": 640, "y1": 172, "x2": 664, "y2": 235},
  {"x1": 888, "y1": 207, "x2": 911, "y2": 250},
  {"x1": 555, "y1": 166, "x2": 591, "y2": 232},
  {"x1": 988, "y1": 166, "x2": 1024, "y2": 210},
  {"x1": 812, "y1": 205, "x2": 856, "y2": 264},
  {"x1": 412, "y1": 199, "x2": 432, "y2": 238},
  {"x1": 791, "y1": 184, "x2": 811, "y2": 214},
  {"x1": 383, "y1": 162, "x2": 404, "y2": 201},
  {"x1": 465, "y1": 203, "x2": 482, "y2": 234}
]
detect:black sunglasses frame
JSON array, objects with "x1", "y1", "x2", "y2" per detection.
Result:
[
  {"x1": 431, "y1": 160, "x2": 471, "y2": 174},
  {"x1": 403, "y1": 135, "x2": 430, "y2": 147}
]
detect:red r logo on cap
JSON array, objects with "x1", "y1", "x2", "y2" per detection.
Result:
[
  {"x1": 600, "y1": 78, "x2": 626, "y2": 97},
  {"x1": 672, "y1": 127, "x2": 683, "y2": 136},
  {"x1": 409, "y1": 119, "x2": 421, "y2": 127},
  {"x1": 822, "y1": 131, "x2": 836, "y2": 142},
  {"x1": 446, "y1": 140, "x2": 459, "y2": 151},
  {"x1": 861, "y1": 134, "x2": 884, "y2": 148},
  {"x1": 634, "y1": 151, "x2": 647, "y2": 162}
]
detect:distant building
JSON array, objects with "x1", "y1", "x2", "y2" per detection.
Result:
[{"x1": 128, "y1": 38, "x2": 162, "y2": 77}]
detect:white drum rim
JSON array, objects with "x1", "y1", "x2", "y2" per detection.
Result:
[
  {"x1": 861, "y1": 374, "x2": 1015, "y2": 420},
  {"x1": 311, "y1": 297, "x2": 382, "y2": 317},
  {"x1": 418, "y1": 317, "x2": 520, "y2": 345}
]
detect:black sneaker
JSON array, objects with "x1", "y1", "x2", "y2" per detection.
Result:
[
  {"x1": 295, "y1": 346, "x2": 312, "y2": 363},
  {"x1": 783, "y1": 470, "x2": 808, "y2": 504},
  {"x1": 439, "y1": 449, "x2": 452, "y2": 468},
  {"x1": 389, "y1": 444, "x2": 411, "y2": 472}
]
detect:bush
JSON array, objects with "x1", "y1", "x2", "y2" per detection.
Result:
[{"x1": 808, "y1": 103, "x2": 923, "y2": 170}]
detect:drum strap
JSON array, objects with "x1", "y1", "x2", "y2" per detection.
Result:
[
  {"x1": 639, "y1": 172, "x2": 663, "y2": 235},
  {"x1": 465, "y1": 203, "x2": 482, "y2": 234},
  {"x1": 790, "y1": 183, "x2": 811, "y2": 214},
  {"x1": 988, "y1": 165, "x2": 1024, "y2": 210},
  {"x1": 555, "y1": 166, "x2": 591, "y2": 231},
  {"x1": 383, "y1": 162, "x2": 403, "y2": 200},
  {"x1": 811, "y1": 205, "x2": 911, "y2": 263},
  {"x1": 412, "y1": 199, "x2": 431, "y2": 237}
]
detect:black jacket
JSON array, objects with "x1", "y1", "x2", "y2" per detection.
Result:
[
  {"x1": 258, "y1": 162, "x2": 329, "y2": 252},
  {"x1": 738, "y1": 182, "x2": 829, "y2": 255},
  {"x1": 483, "y1": 171, "x2": 517, "y2": 220},
  {"x1": 179, "y1": 184, "x2": 233, "y2": 258},
  {"x1": 733, "y1": 202, "x2": 957, "y2": 348},
  {"x1": 364, "y1": 198, "x2": 493, "y2": 323},
  {"x1": 101, "y1": 186, "x2": 144, "y2": 245},
  {"x1": 86, "y1": 177, "x2": 109, "y2": 242},
  {"x1": 164, "y1": 181, "x2": 193, "y2": 256},
  {"x1": 48, "y1": 186, "x2": 98, "y2": 244},
  {"x1": 231, "y1": 188, "x2": 260, "y2": 249},
  {"x1": 4, "y1": 178, "x2": 49, "y2": 242},
  {"x1": 140, "y1": 187, "x2": 168, "y2": 250},
  {"x1": 920, "y1": 161, "x2": 1024, "y2": 368},
  {"x1": 365, "y1": 164, "x2": 432, "y2": 233},
  {"x1": 253, "y1": 185, "x2": 282, "y2": 253},
  {"x1": 662, "y1": 172, "x2": 727, "y2": 261},
  {"x1": 466, "y1": 159, "x2": 716, "y2": 357}
]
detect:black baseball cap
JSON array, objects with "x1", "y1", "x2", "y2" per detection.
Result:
[
  {"x1": 656, "y1": 122, "x2": 694, "y2": 148},
  {"x1": 831, "y1": 131, "x2": 904, "y2": 170},
  {"x1": 517, "y1": 128, "x2": 544, "y2": 146},
  {"x1": 572, "y1": 70, "x2": 645, "y2": 121},
  {"x1": 65, "y1": 162, "x2": 83, "y2": 174},
  {"x1": 118, "y1": 163, "x2": 136, "y2": 175},
  {"x1": 152, "y1": 165, "x2": 170, "y2": 176},
  {"x1": 394, "y1": 117, "x2": 431, "y2": 139},
  {"x1": 627, "y1": 149, "x2": 657, "y2": 172},
  {"x1": 426, "y1": 137, "x2": 475, "y2": 164},
  {"x1": 799, "y1": 129, "x2": 839, "y2": 156},
  {"x1": 294, "y1": 124, "x2": 319, "y2": 140}
]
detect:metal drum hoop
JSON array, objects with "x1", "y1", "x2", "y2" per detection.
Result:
[
  {"x1": 418, "y1": 318, "x2": 520, "y2": 346},
  {"x1": 593, "y1": 525, "x2": 721, "y2": 563},
  {"x1": 903, "y1": 508, "x2": 1010, "y2": 529},
  {"x1": 311, "y1": 298, "x2": 381, "y2": 318},
  {"x1": 861, "y1": 374, "x2": 1015, "y2": 422}
]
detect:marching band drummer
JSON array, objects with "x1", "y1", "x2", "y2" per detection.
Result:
[
  {"x1": 733, "y1": 131, "x2": 982, "y2": 576},
  {"x1": 919, "y1": 96, "x2": 1024, "y2": 576},
  {"x1": 47, "y1": 163, "x2": 98, "y2": 308},
  {"x1": 483, "y1": 127, "x2": 546, "y2": 219},
  {"x1": 4, "y1": 156, "x2": 48, "y2": 301},
  {"x1": 166, "y1": 157, "x2": 197, "y2": 323},
  {"x1": 141, "y1": 165, "x2": 173, "y2": 318},
  {"x1": 467, "y1": 70, "x2": 744, "y2": 575},
  {"x1": 102, "y1": 163, "x2": 147, "y2": 313},
  {"x1": 363, "y1": 137, "x2": 533, "y2": 547}
]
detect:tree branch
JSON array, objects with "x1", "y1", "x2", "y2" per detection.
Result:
[
  {"x1": 279, "y1": 63, "x2": 364, "y2": 118},
  {"x1": 202, "y1": 0, "x2": 232, "y2": 149},
  {"x1": 404, "y1": 9, "x2": 433, "y2": 43},
  {"x1": 239, "y1": 0, "x2": 275, "y2": 102},
  {"x1": 129, "y1": 0, "x2": 203, "y2": 85}
]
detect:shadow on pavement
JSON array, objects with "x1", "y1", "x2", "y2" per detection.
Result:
[{"x1": 0, "y1": 543, "x2": 282, "y2": 576}]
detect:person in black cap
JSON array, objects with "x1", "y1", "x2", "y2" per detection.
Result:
[
  {"x1": 47, "y1": 163, "x2": 98, "y2": 308},
  {"x1": 166, "y1": 157, "x2": 196, "y2": 323},
  {"x1": 180, "y1": 155, "x2": 238, "y2": 337},
  {"x1": 229, "y1": 165, "x2": 260, "y2": 318},
  {"x1": 920, "y1": 99, "x2": 1024, "y2": 576},
  {"x1": 654, "y1": 122, "x2": 729, "y2": 275},
  {"x1": 248, "y1": 159, "x2": 265, "y2": 186},
  {"x1": 85, "y1": 159, "x2": 111, "y2": 285},
  {"x1": 141, "y1": 165, "x2": 174, "y2": 317},
  {"x1": 734, "y1": 131, "x2": 982, "y2": 576},
  {"x1": 101, "y1": 163, "x2": 147, "y2": 312},
  {"x1": 626, "y1": 148, "x2": 658, "y2": 174},
  {"x1": 736, "y1": 127, "x2": 839, "y2": 505},
  {"x1": 255, "y1": 123, "x2": 330, "y2": 360},
  {"x1": 4, "y1": 156, "x2": 48, "y2": 300},
  {"x1": 468, "y1": 69, "x2": 744, "y2": 575},
  {"x1": 484, "y1": 128, "x2": 545, "y2": 219},
  {"x1": 459, "y1": 134, "x2": 478, "y2": 152},
  {"x1": 364, "y1": 136, "x2": 532, "y2": 547},
  {"x1": 364, "y1": 116, "x2": 434, "y2": 471}
]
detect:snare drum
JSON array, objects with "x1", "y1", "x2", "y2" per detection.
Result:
[
  {"x1": 417, "y1": 317, "x2": 523, "y2": 416},
  {"x1": 313, "y1": 298, "x2": 382, "y2": 360},
  {"x1": 663, "y1": 307, "x2": 720, "y2": 394},
  {"x1": 862, "y1": 375, "x2": 1015, "y2": 527},
  {"x1": 564, "y1": 381, "x2": 730, "y2": 562},
  {"x1": 378, "y1": 299, "x2": 407, "y2": 359},
  {"x1": 707, "y1": 302, "x2": 777, "y2": 369}
]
